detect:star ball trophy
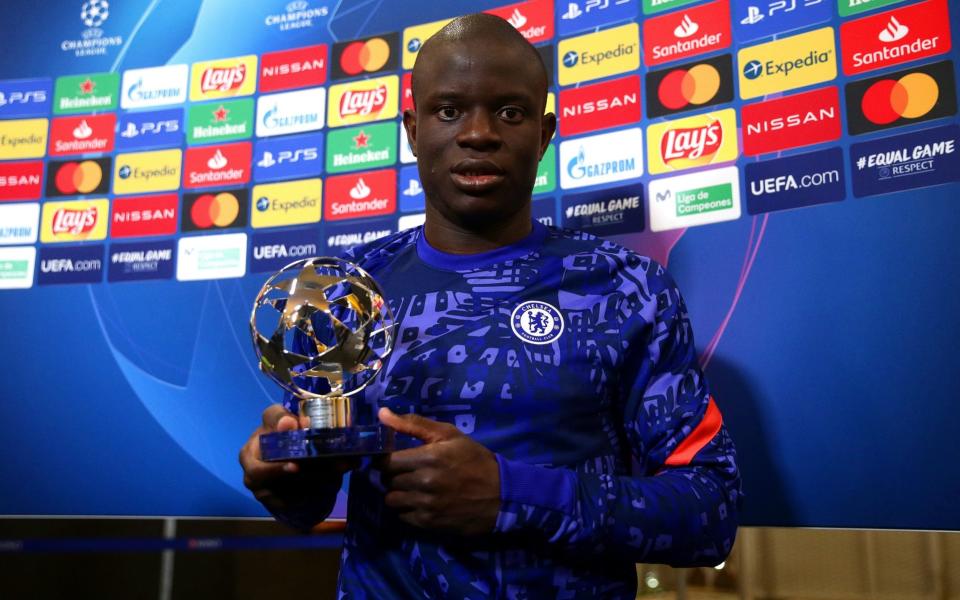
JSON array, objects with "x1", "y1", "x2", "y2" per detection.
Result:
[{"x1": 251, "y1": 256, "x2": 406, "y2": 461}]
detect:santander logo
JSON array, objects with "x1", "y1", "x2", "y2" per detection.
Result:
[
  {"x1": 52, "y1": 207, "x2": 97, "y2": 235},
  {"x1": 674, "y1": 14, "x2": 699, "y2": 38},
  {"x1": 339, "y1": 85, "x2": 387, "y2": 117},
  {"x1": 879, "y1": 16, "x2": 909, "y2": 43},
  {"x1": 349, "y1": 177, "x2": 371, "y2": 199},
  {"x1": 840, "y1": 0, "x2": 951, "y2": 76},
  {"x1": 661, "y1": 122, "x2": 723, "y2": 163},
  {"x1": 201, "y1": 65, "x2": 247, "y2": 93}
]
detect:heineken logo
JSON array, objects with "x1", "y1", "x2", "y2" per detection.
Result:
[
  {"x1": 53, "y1": 72, "x2": 119, "y2": 114},
  {"x1": 326, "y1": 121, "x2": 397, "y2": 174},
  {"x1": 187, "y1": 99, "x2": 253, "y2": 144}
]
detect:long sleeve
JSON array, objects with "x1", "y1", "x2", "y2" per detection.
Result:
[{"x1": 493, "y1": 259, "x2": 742, "y2": 567}]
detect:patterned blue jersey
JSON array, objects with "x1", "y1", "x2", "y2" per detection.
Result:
[{"x1": 279, "y1": 220, "x2": 741, "y2": 599}]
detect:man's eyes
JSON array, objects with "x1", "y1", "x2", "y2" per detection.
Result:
[{"x1": 434, "y1": 106, "x2": 527, "y2": 122}]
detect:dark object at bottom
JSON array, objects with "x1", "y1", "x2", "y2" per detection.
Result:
[{"x1": 260, "y1": 424, "x2": 418, "y2": 461}]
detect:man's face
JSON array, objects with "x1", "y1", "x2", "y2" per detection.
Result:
[{"x1": 404, "y1": 41, "x2": 555, "y2": 227}]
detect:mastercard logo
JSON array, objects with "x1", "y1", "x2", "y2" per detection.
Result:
[
  {"x1": 190, "y1": 192, "x2": 240, "y2": 228},
  {"x1": 339, "y1": 38, "x2": 392, "y2": 76},
  {"x1": 657, "y1": 64, "x2": 721, "y2": 111},
  {"x1": 54, "y1": 160, "x2": 104, "y2": 194},
  {"x1": 862, "y1": 72, "x2": 939, "y2": 125}
]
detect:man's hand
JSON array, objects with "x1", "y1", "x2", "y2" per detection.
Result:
[
  {"x1": 239, "y1": 404, "x2": 355, "y2": 529},
  {"x1": 376, "y1": 407, "x2": 501, "y2": 536}
]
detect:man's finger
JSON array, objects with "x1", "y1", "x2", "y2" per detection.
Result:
[
  {"x1": 262, "y1": 404, "x2": 296, "y2": 430},
  {"x1": 376, "y1": 443, "x2": 441, "y2": 475},
  {"x1": 378, "y1": 407, "x2": 456, "y2": 443}
]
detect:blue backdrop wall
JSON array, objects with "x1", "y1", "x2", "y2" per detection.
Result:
[{"x1": 0, "y1": 0, "x2": 957, "y2": 529}]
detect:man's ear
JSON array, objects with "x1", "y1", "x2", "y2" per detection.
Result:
[
  {"x1": 402, "y1": 109, "x2": 418, "y2": 157},
  {"x1": 539, "y1": 112, "x2": 557, "y2": 160}
]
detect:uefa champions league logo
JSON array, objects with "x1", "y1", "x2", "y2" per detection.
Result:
[
  {"x1": 81, "y1": 0, "x2": 109, "y2": 28},
  {"x1": 511, "y1": 301, "x2": 564, "y2": 345}
]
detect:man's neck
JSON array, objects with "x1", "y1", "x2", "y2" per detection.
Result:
[{"x1": 423, "y1": 206, "x2": 533, "y2": 254}]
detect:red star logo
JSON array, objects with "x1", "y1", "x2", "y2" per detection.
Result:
[
  {"x1": 213, "y1": 105, "x2": 229, "y2": 122},
  {"x1": 353, "y1": 130, "x2": 370, "y2": 148},
  {"x1": 79, "y1": 78, "x2": 95, "y2": 94}
]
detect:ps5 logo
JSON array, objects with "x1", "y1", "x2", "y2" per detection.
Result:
[
  {"x1": 740, "y1": 0, "x2": 824, "y2": 26},
  {"x1": 119, "y1": 119, "x2": 179, "y2": 138},
  {"x1": 561, "y1": 0, "x2": 633, "y2": 20},
  {"x1": 256, "y1": 147, "x2": 319, "y2": 168}
]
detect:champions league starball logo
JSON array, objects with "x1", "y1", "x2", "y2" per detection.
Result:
[
  {"x1": 81, "y1": 0, "x2": 109, "y2": 27},
  {"x1": 61, "y1": 0, "x2": 123, "y2": 57}
]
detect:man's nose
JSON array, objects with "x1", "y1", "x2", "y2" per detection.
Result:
[{"x1": 456, "y1": 110, "x2": 502, "y2": 151}]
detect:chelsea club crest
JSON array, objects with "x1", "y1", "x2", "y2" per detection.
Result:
[{"x1": 511, "y1": 301, "x2": 564, "y2": 345}]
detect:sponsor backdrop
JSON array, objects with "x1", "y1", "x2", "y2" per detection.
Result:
[{"x1": 0, "y1": 0, "x2": 957, "y2": 529}]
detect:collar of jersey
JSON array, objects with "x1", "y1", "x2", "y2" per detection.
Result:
[{"x1": 416, "y1": 220, "x2": 547, "y2": 272}]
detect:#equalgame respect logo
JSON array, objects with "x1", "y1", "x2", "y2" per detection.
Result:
[
  {"x1": 644, "y1": 1, "x2": 730, "y2": 67},
  {"x1": 107, "y1": 240, "x2": 176, "y2": 283},
  {"x1": 116, "y1": 109, "x2": 182, "y2": 151},
  {"x1": 0, "y1": 78, "x2": 52, "y2": 119},
  {"x1": 38, "y1": 245, "x2": 104, "y2": 286},
  {"x1": 53, "y1": 72, "x2": 118, "y2": 114},
  {"x1": 327, "y1": 122, "x2": 398, "y2": 174},
  {"x1": 331, "y1": 33, "x2": 398, "y2": 81},
  {"x1": 559, "y1": 127, "x2": 644, "y2": 190},
  {"x1": 324, "y1": 169, "x2": 396, "y2": 221},
  {"x1": 647, "y1": 166, "x2": 741, "y2": 232},
  {"x1": 561, "y1": 183, "x2": 645, "y2": 236},
  {"x1": 328, "y1": 76, "x2": 399, "y2": 128},
  {"x1": 189, "y1": 55, "x2": 258, "y2": 101},
  {"x1": 187, "y1": 98, "x2": 254, "y2": 144},
  {"x1": 256, "y1": 87, "x2": 326, "y2": 137},
  {"x1": 250, "y1": 228, "x2": 320, "y2": 273},
  {"x1": 741, "y1": 86, "x2": 842, "y2": 156},
  {"x1": 558, "y1": 22, "x2": 639, "y2": 86},
  {"x1": 45, "y1": 157, "x2": 112, "y2": 197},
  {"x1": 40, "y1": 198, "x2": 109, "y2": 243},
  {"x1": 402, "y1": 18, "x2": 452, "y2": 70},
  {"x1": 120, "y1": 64, "x2": 188, "y2": 110},
  {"x1": 0, "y1": 161, "x2": 43, "y2": 201},
  {"x1": 0, "y1": 246, "x2": 36, "y2": 289},
  {"x1": 254, "y1": 132, "x2": 324, "y2": 182},
  {"x1": 485, "y1": 0, "x2": 554, "y2": 44},
  {"x1": 48, "y1": 114, "x2": 115, "y2": 156},
  {"x1": 110, "y1": 194, "x2": 178, "y2": 239},
  {"x1": 744, "y1": 147, "x2": 845, "y2": 214},
  {"x1": 113, "y1": 149, "x2": 182, "y2": 195},
  {"x1": 182, "y1": 188, "x2": 248, "y2": 232},
  {"x1": 738, "y1": 27, "x2": 837, "y2": 100},
  {"x1": 558, "y1": 0, "x2": 639, "y2": 37},
  {"x1": 251, "y1": 178, "x2": 322, "y2": 228},
  {"x1": 839, "y1": 0, "x2": 906, "y2": 18},
  {"x1": 845, "y1": 60, "x2": 957, "y2": 135},
  {"x1": 183, "y1": 142, "x2": 252, "y2": 189},
  {"x1": 0, "y1": 118, "x2": 48, "y2": 160},
  {"x1": 840, "y1": 0, "x2": 951, "y2": 76},
  {"x1": 850, "y1": 124, "x2": 959, "y2": 197},
  {"x1": 734, "y1": 0, "x2": 832, "y2": 44},
  {"x1": 176, "y1": 233, "x2": 248, "y2": 282},
  {"x1": 259, "y1": 44, "x2": 328, "y2": 93},
  {"x1": 646, "y1": 108, "x2": 738, "y2": 175},
  {"x1": 646, "y1": 54, "x2": 733, "y2": 119},
  {"x1": 0, "y1": 203, "x2": 40, "y2": 246},
  {"x1": 323, "y1": 217, "x2": 394, "y2": 254},
  {"x1": 559, "y1": 75, "x2": 641, "y2": 137}
]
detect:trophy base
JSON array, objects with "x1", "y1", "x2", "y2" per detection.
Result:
[{"x1": 260, "y1": 424, "x2": 417, "y2": 461}]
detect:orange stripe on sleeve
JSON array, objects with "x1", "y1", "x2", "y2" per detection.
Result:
[{"x1": 664, "y1": 396, "x2": 723, "y2": 467}]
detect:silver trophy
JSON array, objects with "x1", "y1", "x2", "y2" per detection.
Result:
[{"x1": 251, "y1": 257, "x2": 400, "y2": 460}]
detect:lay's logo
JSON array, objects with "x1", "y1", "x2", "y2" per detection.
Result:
[
  {"x1": 41, "y1": 199, "x2": 109, "y2": 243},
  {"x1": 190, "y1": 55, "x2": 258, "y2": 101},
  {"x1": 646, "y1": 108, "x2": 738, "y2": 174},
  {"x1": 328, "y1": 75, "x2": 398, "y2": 128}
]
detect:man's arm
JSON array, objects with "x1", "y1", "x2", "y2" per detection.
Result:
[{"x1": 493, "y1": 260, "x2": 741, "y2": 566}]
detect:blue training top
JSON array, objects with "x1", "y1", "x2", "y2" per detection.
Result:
[{"x1": 280, "y1": 220, "x2": 742, "y2": 599}]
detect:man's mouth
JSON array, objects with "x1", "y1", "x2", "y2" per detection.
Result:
[{"x1": 450, "y1": 160, "x2": 505, "y2": 193}]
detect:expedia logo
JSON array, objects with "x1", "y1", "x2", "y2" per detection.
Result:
[
  {"x1": 251, "y1": 178, "x2": 322, "y2": 228},
  {"x1": 558, "y1": 23, "x2": 640, "y2": 86},
  {"x1": 738, "y1": 27, "x2": 837, "y2": 99}
]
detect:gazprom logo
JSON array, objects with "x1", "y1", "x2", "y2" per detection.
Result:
[{"x1": 566, "y1": 146, "x2": 636, "y2": 180}]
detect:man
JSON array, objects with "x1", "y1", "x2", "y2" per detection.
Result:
[{"x1": 240, "y1": 13, "x2": 741, "y2": 598}]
